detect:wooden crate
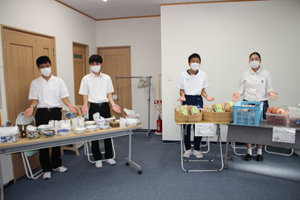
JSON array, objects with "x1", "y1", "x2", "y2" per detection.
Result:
[
  {"x1": 202, "y1": 111, "x2": 233, "y2": 122},
  {"x1": 175, "y1": 113, "x2": 202, "y2": 123}
]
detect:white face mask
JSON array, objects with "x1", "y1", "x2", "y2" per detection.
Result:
[
  {"x1": 91, "y1": 65, "x2": 101, "y2": 73},
  {"x1": 190, "y1": 63, "x2": 200, "y2": 71},
  {"x1": 40, "y1": 67, "x2": 51, "y2": 77},
  {"x1": 249, "y1": 61, "x2": 260, "y2": 69}
]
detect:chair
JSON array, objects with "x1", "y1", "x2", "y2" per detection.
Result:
[
  {"x1": 83, "y1": 138, "x2": 116, "y2": 163},
  {"x1": 231, "y1": 142, "x2": 257, "y2": 156},
  {"x1": 15, "y1": 112, "x2": 43, "y2": 179},
  {"x1": 264, "y1": 145, "x2": 294, "y2": 156}
]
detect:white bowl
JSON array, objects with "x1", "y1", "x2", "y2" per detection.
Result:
[
  {"x1": 85, "y1": 121, "x2": 95, "y2": 126},
  {"x1": 85, "y1": 125, "x2": 98, "y2": 132},
  {"x1": 99, "y1": 125, "x2": 110, "y2": 130},
  {"x1": 56, "y1": 129, "x2": 71, "y2": 136},
  {"x1": 126, "y1": 118, "x2": 139, "y2": 123},
  {"x1": 74, "y1": 127, "x2": 86, "y2": 134},
  {"x1": 38, "y1": 125, "x2": 52, "y2": 132}
]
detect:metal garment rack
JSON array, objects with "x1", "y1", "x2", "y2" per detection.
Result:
[{"x1": 115, "y1": 76, "x2": 152, "y2": 137}]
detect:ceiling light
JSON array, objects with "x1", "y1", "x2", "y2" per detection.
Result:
[{"x1": 103, "y1": 0, "x2": 107, "y2": 2}]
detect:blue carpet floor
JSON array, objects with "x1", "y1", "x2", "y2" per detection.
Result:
[{"x1": 3, "y1": 132, "x2": 300, "y2": 200}]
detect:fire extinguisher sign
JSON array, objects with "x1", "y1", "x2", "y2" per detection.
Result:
[{"x1": 154, "y1": 100, "x2": 162, "y2": 109}]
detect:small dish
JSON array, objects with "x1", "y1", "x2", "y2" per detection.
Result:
[
  {"x1": 85, "y1": 121, "x2": 95, "y2": 126},
  {"x1": 99, "y1": 125, "x2": 110, "y2": 130},
  {"x1": 85, "y1": 125, "x2": 98, "y2": 132},
  {"x1": 57, "y1": 129, "x2": 71, "y2": 136},
  {"x1": 74, "y1": 127, "x2": 86, "y2": 134},
  {"x1": 42, "y1": 130, "x2": 55, "y2": 138},
  {"x1": 27, "y1": 131, "x2": 40, "y2": 139},
  {"x1": 38, "y1": 125, "x2": 52, "y2": 133}
]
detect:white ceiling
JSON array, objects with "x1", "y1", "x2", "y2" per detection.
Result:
[{"x1": 57, "y1": 0, "x2": 228, "y2": 20}]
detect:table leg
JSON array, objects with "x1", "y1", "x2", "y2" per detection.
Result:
[
  {"x1": 224, "y1": 138, "x2": 229, "y2": 169},
  {"x1": 125, "y1": 131, "x2": 142, "y2": 174},
  {"x1": 181, "y1": 124, "x2": 187, "y2": 172}
]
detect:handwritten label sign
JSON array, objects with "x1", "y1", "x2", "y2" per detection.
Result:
[
  {"x1": 195, "y1": 123, "x2": 214, "y2": 137},
  {"x1": 272, "y1": 127, "x2": 296, "y2": 144}
]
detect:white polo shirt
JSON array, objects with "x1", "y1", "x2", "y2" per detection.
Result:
[
  {"x1": 28, "y1": 75, "x2": 70, "y2": 108},
  {"x1": 79, "y1": 73, "x2": 114, "y2": 103},
  {"x1": 238, "y1": 67, "x2": 274, "y2": 101},
  {"x1": 177, "y1": 70, "x2": 209, "y2": 95}
]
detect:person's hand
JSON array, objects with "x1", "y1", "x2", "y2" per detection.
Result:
[
  {"x1": 69, "y1": 104, "x2": 79, "y2": 113},
  {"x1": 177, "y1": 96, "x2": 186, "y2": 102},
  {"x1": 232, "y1": 92, "x2": 240, "y2": 101},
  {"x1": 269, "y1": 91, "x2": 278, "y2": 100},
  {"x1": 206, "y1": 96, "x2": 215, "y2": 101},
  {"x1": 81, "y1": 105, "x2": 89, "y2": 116},
  {"x1": 112, "y1": 104, "x2": 121, "y2": 114},
  {"x1": 24, "y1": 107, "x2": 33, "y2": 118}
]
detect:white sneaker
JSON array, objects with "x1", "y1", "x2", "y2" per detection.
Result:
[
  {"x1": 183, "y1": 149, "x2": 193, "y2": 158},
  {"x1": 193, "y1": 150, "x2": 203, "y2": 158},
  {"x1": 53, "y1": 166, "x2": 67, "y2": 173},
  {"x1": 106, "y1": 159, "x2": 116, "y2": 165},
  {"x1": 95, "y1": 160, "x2": 103, "y2": 168},
  {"x1": 43, "y1": 172, "x2": 51, "y2": 180}
]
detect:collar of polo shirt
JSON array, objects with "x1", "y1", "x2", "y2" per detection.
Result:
[
  {"x1": 187, "y1": 69, "x2": 199, "y2": 75},
  {"x1": 250, "y1": 66, "x2": 262, "y2": 75}
]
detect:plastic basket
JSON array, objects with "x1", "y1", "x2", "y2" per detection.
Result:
[{"x1": 233, "y1": 101, "x2": 263, "y2": 126}]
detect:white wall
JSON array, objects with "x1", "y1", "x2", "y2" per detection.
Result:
[
  {"x1": 0, "y1": 0, "x2": 97, "y2": 184},
  {"x1": 161, "y1": 0, "x2": 300, "y2": 141},
  {"x1": 96, "y1": 17, "x2": 161, "y2": 129}
]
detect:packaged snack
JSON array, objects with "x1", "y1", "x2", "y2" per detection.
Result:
[
  {"x1": 224, "y1": 101, "x2": 234, "y2": 112},
  {"x1": 189, "y1": 106, "x2": 200, "y2": 115},
  {"x1": 212, "y1": 104, "x2": 224, "y2": 112},
  {"x1": 201, "y1": 105, "x2": 211, "y2": 112},
  {"x1": 175, "y1": 105, "x2": 190, "y2": 115}
]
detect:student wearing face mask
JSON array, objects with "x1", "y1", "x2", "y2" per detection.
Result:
[
  {"x1": 177, "y1": 53, "x2": 215, "y2": 158},
  {"x1": 24, "y1": 56, "x2": 78, "y2": 179},
  {"x1": 232, "y1": 52, "x2": 278, "y2": 161},
  {"x1": 79, "y1": 54, "x2": 121, "y2": 168}
]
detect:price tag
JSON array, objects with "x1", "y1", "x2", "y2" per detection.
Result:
[
  {"x1": 194, "y1": 123, "x2": 214, "y2": 137},
  {"x1": 272, "y1": 127, "x2": 296, "y2": 144}
]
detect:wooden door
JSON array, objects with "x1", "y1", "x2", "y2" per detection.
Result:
[
  {"x1": 3, "y1": 28, "x2": 56, "y2": 124},
  {"x1": 73, "y1": 43, "x2": 88, "y2": 105},
  {"x1": 98, "y1": 47, "x2": 132, "y2": 118},
  {"x1": 2, "y1": 26, "x2": 56, "y2": 182}
]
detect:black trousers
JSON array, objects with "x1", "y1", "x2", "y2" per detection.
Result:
[
  {"x1": 35, "y1": 108, "x2": 62, "y2": 172},
  {"x1": 182, "y1": 95, "x2": 203, "y2": 151},
  {"x1": 89, "y1": 102, "x2": 113, "y2": 160}
]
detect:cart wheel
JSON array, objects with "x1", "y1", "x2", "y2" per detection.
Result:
[
  {"x1": 224, "y1": 164, "x2": 228, "y2": 169},
  {"x1": 138, "y1": 170, "x2": 142, "y2": 174},
  {"x1": 230, "y1": 157, "x2": 235, "y2": 161},
  {"x1": 126, "y1": 162, "x2": 129, "y2": 166}
]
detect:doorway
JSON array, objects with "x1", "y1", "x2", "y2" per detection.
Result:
[
  {"x1": 73, "y1": 42, "x2": 89, "y2": 105},
  {"x1": 97, "y1": 46, "x2": 132, "y2": 118}
]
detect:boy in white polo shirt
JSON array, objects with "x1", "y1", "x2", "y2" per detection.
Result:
[
  {"x1": 177, "y1": 53, "x2": 215, "y2": 158},
  {"x1": 79, "y1": 54, "x2": 121, "y2": 168},
  {"x1": 24, "y1": 56, "x2": 78, "y2": 180}
]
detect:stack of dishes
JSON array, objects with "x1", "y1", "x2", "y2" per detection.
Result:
[
  {"x1": 42, "y1": 130, "x2": 55, "y2": 138},
  {"x1": 56, "y1": 129, "x2": 71, "y2": 136},
  {"x1": 74, "y1": 127, "x2": 86, "y2": 135}
]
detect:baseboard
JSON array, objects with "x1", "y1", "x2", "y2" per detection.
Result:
[{"x1": 4, "y1": 179, "x2": 14, "y2": 189}]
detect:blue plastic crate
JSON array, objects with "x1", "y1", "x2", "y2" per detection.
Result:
[{"x1": 233, "y1": 101, "x2": 263, "y2": 126}]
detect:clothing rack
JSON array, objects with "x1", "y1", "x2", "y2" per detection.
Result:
[{"x1": 115, "y1": 76, "x2": 152, "y2": 137}]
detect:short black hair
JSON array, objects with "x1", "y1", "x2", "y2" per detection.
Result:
[
  {"x1": 36, "y1": 56, "x2": 51, "y2": 68},
  {"x1": 188, "y1": 53, "x2": 201, "y2": 63},
  {"x1": 249, "y1": 52, "x2": 261, "y2": 59},
  {"x1": 89, "y1": 54, "x2": 103, "y2": 64}
]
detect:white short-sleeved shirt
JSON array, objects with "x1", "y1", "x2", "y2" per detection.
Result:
[
  {"x1": 79, "y1": 73, "x2": 114, "y2": 103},
  {"x1": 28, "y1": 75, "x2": 70, "y2": 108},
  {"x1": 177, "y1": 70, "x2": 209, "y2": 95},
  {"x1": 238, "y1": 67, "x2": 274, "y2": 101}
]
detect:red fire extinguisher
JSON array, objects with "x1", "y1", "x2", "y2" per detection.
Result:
[{"x1": 157, "y1": 114, "x2": 162, "y2": 133}]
